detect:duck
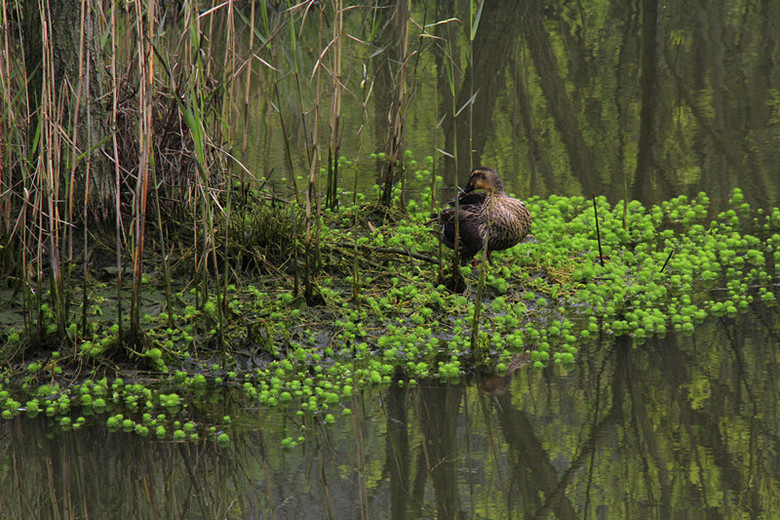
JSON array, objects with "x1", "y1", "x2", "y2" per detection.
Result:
[{"x1": 431, "y1": 166, "x2": 532, "y2": 266}]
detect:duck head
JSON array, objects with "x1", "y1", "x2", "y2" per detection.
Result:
[{"x1": 463, "y1": 166, "x2": 505, "y2": 193}]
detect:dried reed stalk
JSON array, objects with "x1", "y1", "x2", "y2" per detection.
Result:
[{"x1": 130, "y1": 0, "x2": 154, "y2": 339}]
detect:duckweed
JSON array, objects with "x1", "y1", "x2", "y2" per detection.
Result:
[{"x1": 0, "y1": 188, "x2": 777, "y2": 441}]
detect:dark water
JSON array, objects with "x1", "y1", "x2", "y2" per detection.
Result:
[{"x1": 1, "y1": 306, "x2": 777, "y2": 519}]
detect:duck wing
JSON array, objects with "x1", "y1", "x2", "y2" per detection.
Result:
[{"x1": 436, "y1": 207, "x2": 484, "y2": 258}]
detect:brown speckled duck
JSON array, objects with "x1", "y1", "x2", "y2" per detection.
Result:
[{"x1": 432, "y1": 166, "x2": 532, "y2": 266}]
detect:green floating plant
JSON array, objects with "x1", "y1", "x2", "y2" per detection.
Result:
[{"x1": 1, "y1": 186, "x2": 777, "y2": 440}]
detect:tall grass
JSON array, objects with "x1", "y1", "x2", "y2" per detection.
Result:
[
  {"x1": 379, "y1": 0, "x2": 412, "y2": 208},
  {"x1": 442, "y1": 34, "x2": 462, "y2": 284},
  {"x1": 469, "y1": 1, "x2": 486, "y2": 351},
  {"x1": 0, "y1": 0, "x2": 475, "y2": 352},
  {"x1": 109, "y1": 0, "x2": 123, "y2": 341},
  {"x1": 129, "y1": 0, "x2": 153, "y2": 340},
  {"x1": 325, "y1": 0, "x2": 344, "y2": 211}
]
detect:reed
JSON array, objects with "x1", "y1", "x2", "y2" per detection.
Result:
[
  {"x1": 379, "y1": 0, "x2": 412, "y2": 208},
  {"x1": 238, "y1": 0, "x2": 257, "y2": 203},
  {"x1": 442, "y1": 36, "x2": 462, "y2": 283},
  {"x1": 470, "y1": 191, "x2": 491, "y2": 351},
  {"x1": 325, "y1": 0, "x2": 344, "y2": 211},
  {"x1": 129, "y1": 0, "x2": 154, "y2": 340},
  {"x1": 214, "y1": 0, "x2": 239, "y2": 356},
  {"x1": 303, "y1": 1, "x2": 324, "y2": 305},
  {"x1": 109, "y1": 0, "x2": 123, "y2": 341},
  {"x1": 467, "y1": 1, "x2": 485, "y2": 347},
  {"x1": 0, "y1": 0, "x2": 484, "y2": 357},
  {"x1": 352, "y1": 64, "x2": 375, "y2": 303},
  {"x1": 284, "y1": 0, "x2": 310, "y2": 194},
  {"x1": 467, "y1": 0, "x2": 484, "y2": 170},
  {"x1": 73, "y1": 0, "x2": 86, "y2": 338}
]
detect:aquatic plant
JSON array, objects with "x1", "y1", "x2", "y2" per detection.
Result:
[{"x1": 0, "y1": 184, "x2": 777, "y2": 443}]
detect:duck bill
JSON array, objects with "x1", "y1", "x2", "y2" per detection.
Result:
[{"x1": 461, "y1": 184, "x2": 475, "y2": 194}]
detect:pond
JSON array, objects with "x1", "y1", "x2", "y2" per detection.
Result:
[
  {"x1": 236, "y1": 0, "x2": 780, "y2": 211},
  {"x1": 2, "y1": 0, "x2": 780, "y2": 518},
  {"x1": 2, "y1": 306, "x2": 777, "y2": 518}
]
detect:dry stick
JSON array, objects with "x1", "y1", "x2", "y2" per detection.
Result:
[
  {"x1": 335, "y1": 243, "x2": 439, "y2": 265},
  {"x1": 593, "y1": 195, "x2": 604, "y2": 266},
  {"x1": 467, "y1": 0, "x2": 482, "y2": 355},
  {"x1": 22, "y1": 0, "x2": 42, "y2": 330},
  {"x1": 151, "y1": 167, "x2": 174, "y2": 331},
  {"x1": 351, "y1": 212, "x2": 359, "y2": 303},
  {"x1": 349, "y1": 395, "x2": 369, "y2": 519},
  {"x1": 314, "y1": 5, "x2": 327, "y2": 274},
  {"x1": 659, "y1": 246, "x2": 676, "y2": 274},
  {"x1": 191, "y1": 3, "x2": 211, "y2": 312},
  {"x1": 148, "y1": 15, "x2": 195, "y2": 333},
  {"x1": 433, "y1": 87, "x2": 444, "y2": 283},
  {"x1": 273, "y1": 6, "x2": 306, "y2": 296},
  {"x1": 468, "y1": 0, "x2": 482, "y2": 171},
  {"x1": 395, "y1": 0, "x2": 428, "y2": 210},
  {"x1": 68, "y1": 0, "x2": 85, "y2": 335},
  {"x1": 0, "y1": 0, "x2": 12, "y2": 231},
  {"x1": 180, "y1": 0, "x2": 197, "y2": 310},
  {"x1": 205, "y1": 0, "x2": 216, "y2": 79},
  {"x1": 287, "y1": 1, "x2": 312, "y2": 177},
  {"x1": 229, "y1": 0, "x2": 252, "y2": 357},
  {"x1": 35, "y1": 0, "x2": 47, "y2": 335},
  {"x1": 274, "y1": 83, "x2": 300, "y2": 205},
  {"x1": 398, "y1": 0, "x2": 412, "y2": 210},
  {"x1": 38, "y1": 0, "x2": 54, "y2": 331}
]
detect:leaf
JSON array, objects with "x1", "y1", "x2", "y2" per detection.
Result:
[{"x1": 470, "y1": 1, "x2": 485, "y2": 41}]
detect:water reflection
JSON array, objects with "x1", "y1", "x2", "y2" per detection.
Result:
[
  {"x1": 1, "y1": 306, "x2": 778, "y2": 519},
  {"x1": 237, "y1": 0, "x2": 780, "y2": 210}
]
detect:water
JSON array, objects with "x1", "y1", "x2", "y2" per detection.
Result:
[
  {"x1": 237, "y1": 0, "x2": 780, "y2": 211},
  {"x1": 2, "y1": 307, "x2": 777, "y2": 519}
]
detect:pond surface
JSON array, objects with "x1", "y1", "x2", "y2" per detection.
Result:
[
  {"x1": 237, "y1": 0, "x2": 780, "y2": 211},
  {"x1": 2, "y1": 306, "x2": 777, "y2": 519}
]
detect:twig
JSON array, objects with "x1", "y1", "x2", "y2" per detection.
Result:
[
  {"x1": 374, "y1": 246, "x2": 440, "y2": 264},
  {"x1": 334, "y1": 242, "x2": 440, "y2": 265},
  {"x1": 593, "y1": 195, "x2": 604, "y2": 266},
  {"x1": 659, "y1": 246, "x2": 676, "y2": 273}
]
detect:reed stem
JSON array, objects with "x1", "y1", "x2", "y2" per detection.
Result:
[{"x1": 470, "y1": 191, "x2": 492, "y2": 352}]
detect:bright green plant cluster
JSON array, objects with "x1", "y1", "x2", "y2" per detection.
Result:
[
  {"x1": 0, "y1": 187, "x2": 777, "y2": 445},
  {"x1": 0, "y1": 370, "x2": 228, "y2": 442},
  {"x1": 524, "y1": 191, "x2": 777, "y2": 344}
]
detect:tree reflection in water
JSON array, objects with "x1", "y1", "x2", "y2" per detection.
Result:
[{"x1": 1, "y1": 306, "x2": 777, "y2": 519}]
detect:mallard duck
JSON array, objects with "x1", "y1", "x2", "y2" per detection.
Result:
[{"x1": 432, "y1": 166, "x2": 532, "y2": 266}]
